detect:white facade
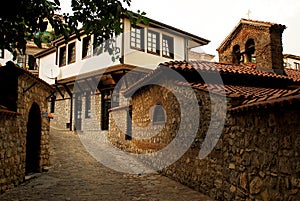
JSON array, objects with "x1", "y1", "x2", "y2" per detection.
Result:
[
  {"x1": 37, "y1": 18, "x2": 209, "y2": 84},
  {"x1": 284, "y1": 54, "x2": 300, "y2": 70},
  {"x1": 0, "y1": 49, "x2": 14, "y2": 66}
]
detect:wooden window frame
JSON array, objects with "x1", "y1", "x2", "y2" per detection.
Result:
[
  {"x1": 147, "y1": 30, "x2": 160, "y2": 55},
  {"x1": 68, "y1": 42, "x2": 76, "y2": 64},
  {"x1": 130, "y1": 25, "x2": 144, "y2": 51},
  {"x1": 59, "y1": 46, "x2": 67, "y2": 67},
  {"x1": 162, "y1": 35, "x2": 174, "y2": 59},
  {"x1": 82, "y1": 36, "x2": 92, "y2": 59}
]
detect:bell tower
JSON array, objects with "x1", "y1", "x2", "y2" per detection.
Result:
[{"x1": 217, "y1": 19, "x2": 286, "y2": 75}]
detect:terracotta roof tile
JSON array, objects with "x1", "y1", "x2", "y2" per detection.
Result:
[
  {"x1": 123, "y1": 60, "x2": 300, "y2": 111},
  {"x1": 160, "y1": 60, "x2": 292, "y2": 81},
  {"x1": 185, "y1": 82, "x2": 300, "y2": 109},
  {"x1": 285, "y1": 68, "x2": 300, "y2": 83}
]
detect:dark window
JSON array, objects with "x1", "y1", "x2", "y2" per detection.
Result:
[
  {"x1": 74, "y1": 93, "x2": 82, "y2": 130},
  {"x1": 59, "y1": 46, "x2": 66, "y2": 67},
  {"x1": 0, "y1": 48, "x2": 4, "y2": 58},
  {"x1": 101, "y1": 89, "x2": 112, "y2": 131},
  {"x1": 68, "y1": 42, "x2": 76, "y2": 64},
  {"x1": 85, "y1": 92, "x2": 91, "y2": 118},
  {"x1": 147, "y1": 30, "x2": 160, "y2": 55},
  {"x1": 232, "y1": 45, "x2": 241, "y2": 64},
  {"x1": 16, "y1": 54, "x2": 37, "y2": 70},
  {"x1": 82, "y1": 36, "x2": 92, "y2": 59},
  {"x1": 125, "y1": 109, "x2": 132, "y2": 140},
  {"x1": 294, "y1": 62, "x2": 300, "y2": 70},
  {"x1": 28, "y1": 55, "x2": 38, "y2": 70},
  {"x1": 50, "y1": 96, "x2": 56, "y2": 113},
  {"x1": 153, "y1": 104, "x2": 166, "y2": 125},
  {"x1": 130, "y1": 26, "x2": 144, "y2": 51},
  {"x1": 162, "y1": 35, "x2": 174, "y2": 59},
  {"x1": 245, "y1": 39, "x2": 255, "y2": 63}
]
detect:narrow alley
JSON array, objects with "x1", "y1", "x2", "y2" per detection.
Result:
[{"x1": 0, "y1": 127, "x2": 212, "y2": 201}]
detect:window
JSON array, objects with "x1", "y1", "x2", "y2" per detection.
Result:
[
  {"x1": 85, "y1": 92, "x2": 91, "y2": 118},
  {"x1": 147, "y1": 30, "x2": 160, "y2": 55},
  {"x1": 232, "y1": 45, "x2": 241, "y2": 64},
  {"x1": 82, "y1": 36, "x2": 93, "y2": 59},
  {"x1": 245, "y1": 39, "x2": 256, "y2": 63},
  {"x1": 59, "y1": 46, "x2": 66, "y2": 67},
  {"x1": 68, "y1": 42, "x2": 76, "y2": 64},
  {"x1": 130, "y1": 26, "x2": 144, "y2": 50},
  {"x1": 153, "y1": 104, "x2": 166, "y2": 125},
  {"x1": 162, "y1": 35, "x2": 174, "y2": 59},
  {"x1": 28, "y1": 55, "x2": 37, "y2": 70},
  {"x1": 50, "y1": 96, "x2": 56, "y2": 113},
  {"x1": 294, "y1": 62, "x2": 300, "y2": 70},
  {"x1": 0, "y1": 48, "x2": 4, "y2": 59}
]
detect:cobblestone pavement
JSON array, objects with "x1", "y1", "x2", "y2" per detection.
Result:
[{"x1": 0, "y1": 128, "x2": 213, "y2": 201}]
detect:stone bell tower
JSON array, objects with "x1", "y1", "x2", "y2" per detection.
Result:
[{"x1": 217, "y1": 18, "x2": 286, "y2": 75}]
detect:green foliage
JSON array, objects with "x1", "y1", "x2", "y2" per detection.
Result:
[{"x1": 0, "y1": 0, "x2": 147, "y2": 60}]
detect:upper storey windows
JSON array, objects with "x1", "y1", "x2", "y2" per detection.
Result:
[
  {"x1": 130, "y1": 25, "x2": 174, "y2": 59},
  {"x1": 57, "y1": 24, "x2": 177, "y2": 67},
  {"x1": 147, "y1": 30, "x2": 160, "y2": 55},
  {"x1": 130, "y1": 26, "x2": 145, "y2": 51}
]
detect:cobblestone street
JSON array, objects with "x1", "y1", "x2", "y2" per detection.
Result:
[{"x1": 0, "y1": 127, "x2": 213, "y2": 201}]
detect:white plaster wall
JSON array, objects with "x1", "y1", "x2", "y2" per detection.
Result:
[
  {"x1": 123, "y1": 19, "x2": 185, "y2": 69},
  {"x1": 284, "y1": 57, "x2": 300, "y2": 69},
  {"x1": 0, "y1": 50, "x2": 14, "y2": 66},
  {"x1": 38, "y1": 19, "x2": 192, "y2": 84}
]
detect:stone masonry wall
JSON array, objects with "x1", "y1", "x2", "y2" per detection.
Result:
[
  {"x1": 0, "y1": 72, "x2": 51, "y2": 194},
  {"x1": 218, "y1": 24, "x2": 284, "y2": 71},
  {"x1": 0, "y1": 113, "x2": 24, "y2": 193},
  {"x1": 108, "y1": 83, "x2": 300, "y2": 200},
  {"x1": 18, "y1": 73, "x2": 51, "y2": 169}
]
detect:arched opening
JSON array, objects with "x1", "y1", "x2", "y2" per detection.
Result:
[
  {"x1": 26, "y1": 102, "x2": 42, "y2": 174},
  {"x1": 232, "y1": 45, "x2": 241, "y2": 64},
  {"x1": 153, "y1": 104, "x2": 166, "y2": 125},
  {"x1": 245, "y1": 39, "x2": 256, "y2": 63}
]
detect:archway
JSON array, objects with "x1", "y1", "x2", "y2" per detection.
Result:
[
  {"x1": 245, "y1": 39, "x2": 256, "y2": 63},
  {"x1": 232, "y1": 45, "x2": 241, "y2": 64},
  {"x1": 26, "y1": 102, "x2": 42, "y2": 174}
]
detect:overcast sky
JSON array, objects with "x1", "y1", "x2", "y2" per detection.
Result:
[{"x1": 60, "y1": 0, "x2": 300, "y2": 56}]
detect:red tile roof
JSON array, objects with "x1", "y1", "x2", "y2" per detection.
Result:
[
  {"x1": 123, "y1": 60, "x2": 300, "y2": 111},
  {"x1": 160, "y1": 60, "x2": 292, "y2": 81},
  {"x1": 185, "y1": 82, "x2": 300, "y2": 109},
  {"x1": 285, "y1": 68, "x2": 300, "y2": 83}
]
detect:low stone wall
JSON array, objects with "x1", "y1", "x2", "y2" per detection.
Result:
[
  {"x1": 108, "y1": 83, "x2": 300, "y2": 200},
  {"x1": 0, "y1": 113, "x2": 24, "y2": 193},
  {"x1": 0, "y1": 70, "x2": 51, "y2": 194}
]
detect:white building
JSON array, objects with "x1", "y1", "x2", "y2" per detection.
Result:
[
  {"x1": 35, "y1": 14, "x2": 210, "y2": 131},
  {"x1": 0, "y1": 41, "x2": 47, "y2": 75},
  {"x1": 284, "y1": 54, "x2": 300, "y2": 70}
]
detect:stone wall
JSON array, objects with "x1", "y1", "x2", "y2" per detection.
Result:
[
  {"x1": 50, "y1": 87, "x2": 102, "y2": 132},
  {"x1": 0, "y1": 71, "x2": 51, "y2": 194},
  {"x1": 0, "y1": 112, "x2": 24, "y2": 193},
  {"x1": 108, "y1": 83, "x2": 300, "y2": 200},
  {"x1": 218, "y1": 23, "x2": 284, "y2": 71},
  {"x1": 17, "y1": 73, "x2": 51, "y2": 169}
]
